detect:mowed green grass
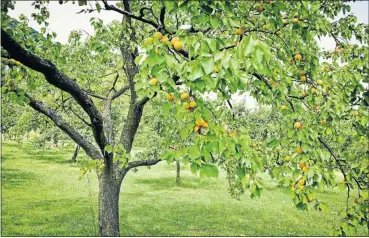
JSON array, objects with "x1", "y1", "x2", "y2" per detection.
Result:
[{"x1": 1, "y1": 141, "x2": 367, "y2": 236}]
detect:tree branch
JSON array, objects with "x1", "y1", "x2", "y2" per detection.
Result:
[
  {"x1": 1, "y1": 28, "x2": 108, "y2": 152},
  {"x1": 318, "y1": 137, "x2": 351, "y2": 213},
  {"x1": 101, "y1": 0, "x2": 164, "y2": 31},
  {"x1": 126, "y1": 158, "x2": 161, "y2": 171},
  {"x1": 25, "y1": 92, "x2": 103, "y2": 160},
  {"x1": 84, "y1": 90, "x2": 106, "y2": 100},
  {"x1": 159, "y1": 6, "x2": 166, "y2": 31},
  {"x1": 111, "y1": 84, "x2": 130, "y2": 100},
  {"x1": 67, "y1": 106, "x2": 93, "y2": 127}
]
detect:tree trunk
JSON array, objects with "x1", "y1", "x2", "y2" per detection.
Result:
[
  {"x1": 98, "y1": 171, "x2": 122, "y2": 236},
  {"x1": 71, "y1": 144, "x2": 80, "y2": 163},
  {"x1": 176, "y1": 159, "x2": 181, "y2": 185}
]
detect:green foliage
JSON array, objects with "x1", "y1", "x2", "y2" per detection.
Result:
[{"x1": 1, "y1": 0, "x2": 368, "y2": 235}]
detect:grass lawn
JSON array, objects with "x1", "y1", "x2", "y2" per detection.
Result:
[{"x1": 1, "y1": 141, "x2": 367, "y2": 236}]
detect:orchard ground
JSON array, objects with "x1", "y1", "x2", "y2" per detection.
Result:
[{"x1": 1, "y1": 141, "x2": 366, "y2": 236}]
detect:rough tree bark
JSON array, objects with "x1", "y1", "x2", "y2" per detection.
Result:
[
  {"x1": 97, "y1": 170, "x2": 124, "y2": 237},
  {"x1": 71, "y1": 144, "x2": 80, "y2": 163},
  {"x1": 176, "y1": 159, "x2": 181, "y2": 185}
]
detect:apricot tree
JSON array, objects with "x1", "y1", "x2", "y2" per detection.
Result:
[{"x1": 1, "y1": 0, "x2": 368, "y2": 236}]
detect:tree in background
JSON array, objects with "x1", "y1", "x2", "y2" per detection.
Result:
[{"x1": 1, "y1": 0, "x2": 368, "y2": 236}]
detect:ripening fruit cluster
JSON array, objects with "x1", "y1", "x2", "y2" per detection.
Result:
[
  {"x1": 235, "y1": 28, "x2": 244, "y2": 36},
  {"x1": 145, "y1": 32, "x2": 183, "y2": 52},
  {"x1": 291, "y1": 178, "x2": 305, "y2": 191},
  {"x1": 294, "y1": 53, "x2": 302, "y2": 61},
  {"x1": 292, "y1": 13, "x2": 300, "y2": 24},
  {"x1": 181, "y1": 92, "x2": 197, "y2": 112},
  {"x1": 194, "y1": 118, "x2": 208, "y2": 133},
  {"x1": 167, "y1": 93, "x2": 175, "y2": 101},
  {"x1": 352, "y1": 110, "x2": 359, "y2": 117},
  {"x1": 299, "y1": 161, "x2": 309, "y2": 173},
  {"x1": 99, "y1": 161, "x2": 105, "y2": 169},
  {"x1": 79, "y1": 167, "x2": 90, "y2": 177},
  {"x1": 294, "y1": 121, "x2": 303, "y2": 130},
  {"x1": 184, "y1": 100, "x2": 197, "y2": 112},
  {"x1": 2, "y1": 58, "x2": 22, "y2": 66},
  {"x1": 149, "y1": 78, "x2": 159, "y2": 86}
]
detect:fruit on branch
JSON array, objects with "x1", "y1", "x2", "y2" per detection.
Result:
[
  {"x1": 184, "y1": 102, "x2": 190, "y2": 110},
  {"x1": 189, "y1": 101, "x2": 197, "y2": 109},
  {"x1": 257, "y1": 5, "x2": 264, "y2": 13},
  {"x1": 300, "y1": 75, "x2": 307, "y2": 81},
  {"x1": 281, "y1": 105, "x2": 287, "y2": 110},
  {"x1": 173, "y1": 41, "x2": 183, "y2": 51},
  {"x1": 167, "y1": 93, "x2": 175, "y2": 101},
  {"x1": 171, "y1": 37, "x2": 179, "y2": 45},
  {"x1": 180, "y1": 92, "x2": 189, "y2": 100},
  {"x1": 235, "y1": 28, "x2": 244, "y2": 35},
  {"x1": 296, "y1": 147, "x2": 303, "y2": 154},
  {"x1": 294, "y1": 121, "x2": 303, "y2": 129},
  {"x1": 317, "y1": 80, "x2": 323, "y2": 86},
  {"x1": 298, "y1": 179, "x2": 305, "y2": 186},
  {"x1": 299, "y1": 162, "x2": 306, "y2": 169},
  {"x1": 294, "y1": 54, "x2": 302, "y2": 61},
  {"x1": 145, "y1": 37, "x2": 153, "y2": 44},
  {"x1": 153, "y1": 32, "x2": 163, "y2": 40},
  {"x1": 149, "y1": 78, "x2": 159, "y2": 86}
]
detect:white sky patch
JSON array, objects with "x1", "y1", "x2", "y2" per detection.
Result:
[{"x1": 8, "y1": 1, "x2": 368, "y2": 109}]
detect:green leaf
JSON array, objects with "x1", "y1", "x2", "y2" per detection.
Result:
[
  {"x1": 267, "y1": 138, "x2": 279, "y2": 148},
  {"x1": 236, "y1": 167, "x2": 246, "y2": 179},
  {"x1": 206, "y1": 164, "x2": 219, "y2": 178},
  {"x1": 95, "y1": 2, "x2": 101, "y2": 13},
  {"x1": 229, "y1": 17, "x2": 240, "y2": 27},
  {"x1": 162, "y1": 102, "x2": 172, "y2": 116},
  {"x1": 180, "y1": 128, "x2": 189, "y2": 139},
  {"x1": 194, "y1": 79, "x2": 206, "y2": 91},
  {"x1": 188, "y1": 64, "x2": 204, "y2": 81},
  {"x1": 190, "y1": 162, "x2": 198, "y2": 174},
  {"x1": 165, "y1": 54, "x2": 176, "y2": 69},
  {"x1": 8, "y1": 92, "x2": 18, "y2": 102},
  {"x1": 209, "y1": 17, "x2": 220, "y2": 29},
  {"x1": 201, "y1": 57, "x2": 215, "y2": 75},
  {"x1": 104, "y1": 144, "x2": 113, "y2": 153},
  {"x1": 188, "y1": 145, "x2": 201, "y2": 159},
  {"x1": 326, "y1": 127, "x2": 333, "y2": 135}
]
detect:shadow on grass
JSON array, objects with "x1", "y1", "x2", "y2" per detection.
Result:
[
  {"x1": 134, "y1": 176, "x2": 218, "y2": 190},
  {"x1": 1, "y1": 169, "x2": 37, "y2": 188},
  {"x1": 2, "y1": 197, "x2": 98, "y2": 237}
]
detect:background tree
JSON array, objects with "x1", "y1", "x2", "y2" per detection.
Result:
[{"x1": 1, "y1": 0, "x2": 368, "y2": 236}]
